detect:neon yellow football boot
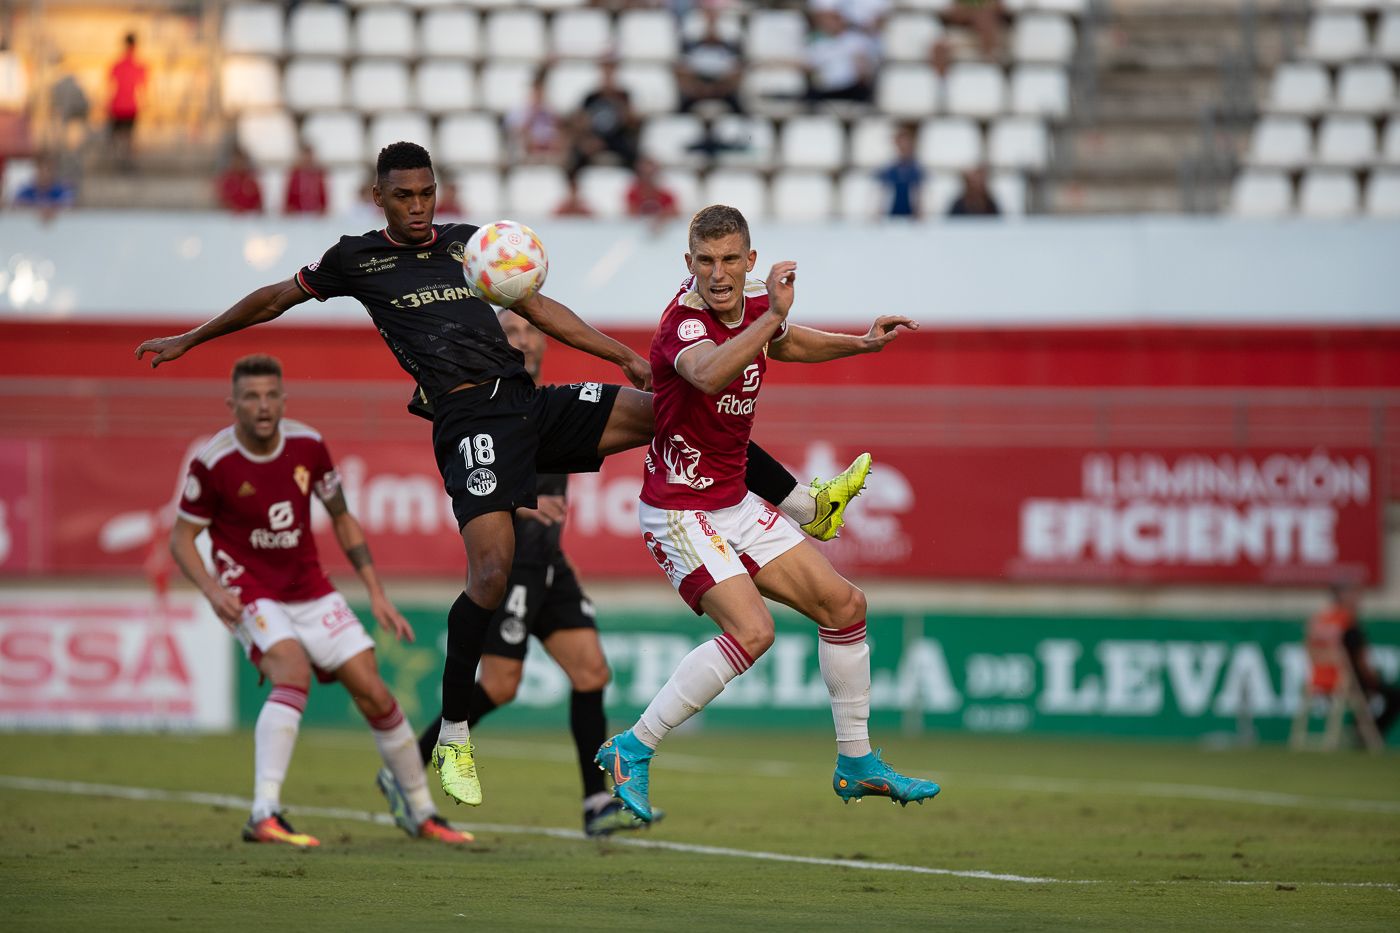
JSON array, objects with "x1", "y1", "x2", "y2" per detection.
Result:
[
  {"x1": 432, "y1": 742, "x2": 482, "y2": 807},
  {"x1": 800, "y1": 452, "x2": 873, "y2": 541}
]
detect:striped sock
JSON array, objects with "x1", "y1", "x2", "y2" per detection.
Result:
[
  {"x1": 819, "y1": 621, "x2": 873, "y2": 758},
  {"x1": 634, "y1": 633, "x2": 754, "y2": 750},
  {"x1": 252, "y1": 684, "x2": 307, "y2": 821},
  {"x1": 369, "y1": 701, "x2": 435, "y2": 826}
]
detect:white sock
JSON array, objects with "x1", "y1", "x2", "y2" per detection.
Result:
[
  {"x1": 370, "y1": 702, "x2": 435, "y2": 825},
  {"x1": 779, "y1": 483, "x2": 816, "y2": 524},
  {"x1": 437, "y1": 718, "x2": 471, "y2": 745},
  {"x1": 584, "y1": 791, "x2": 613, "y2": 814},
  {"x1": 252, "y1": 684, "x2": 307, "y2": 821},
  {"x1": 634, "y1": 634, "x2": 754, "y2": 749},
  {"x1": 819, "y1": 621, "x2": 873, "y2": 758}
]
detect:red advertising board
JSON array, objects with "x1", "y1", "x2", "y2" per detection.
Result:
[{"x1": 0, "y1": 435, "x2": 1380, "y2": 585}]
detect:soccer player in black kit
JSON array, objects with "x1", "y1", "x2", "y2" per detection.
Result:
[{"x1": 136, "y1": 141, "x2": 873, "y2": 807}]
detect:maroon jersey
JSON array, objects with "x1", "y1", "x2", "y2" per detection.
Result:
[
  {"x1": 641, "y1": 275, "x2": 788, "y2": 511},
  {"x1": 177, "y1": 420, "x2": 339, "y2": 605}
]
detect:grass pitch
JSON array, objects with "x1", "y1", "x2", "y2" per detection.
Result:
[{"x1": 1, "y1": 729, "x2": 1397, "y2": 932}]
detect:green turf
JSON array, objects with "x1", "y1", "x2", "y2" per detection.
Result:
[{"x1": 1, "y1": 730, "x2": 1397, "y2": 932}]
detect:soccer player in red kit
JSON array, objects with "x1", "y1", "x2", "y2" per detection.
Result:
[
  {"x1": 169, "y1": 355, "x2": 469, "y2": 847},
  {"x1": 597, "y1": 206, "x2": 941, "y2": 821}
]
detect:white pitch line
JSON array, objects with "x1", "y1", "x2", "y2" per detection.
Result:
[{"x1": 1, "y1": 775, "x2": 1396, "y2": 892}]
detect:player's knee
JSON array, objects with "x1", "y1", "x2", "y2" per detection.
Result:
[
  {"x1": 466, "y1": 567, "x2": 510, "y2": 608},
  {"x1": 352, "y1": 679, "x2": 396, "y2": 720},
  {"x1": 569, "y1": 658, "x2": 611, "y2": 693},
  {"x1": 840, "y1": 584, "x2": 867, "y2": 627},
  {"x1": 732, "y1": 624, "x2": 775, "y2": 660},
  {"x1": 481, "y1": 669, "x2": 522, "y2": 704}
]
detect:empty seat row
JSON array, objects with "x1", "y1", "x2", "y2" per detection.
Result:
[
  {"x1": 240, "y1": 109, "x2": 504, "y2": 168},
  {"x1": 1247, "y1": 114, "x2": 1400, "y2": 167},
  {"x1": 875, "y1": 62, "x2": 1071, "y2": 118},
  {"x1": 1304, "y1": 12, "x2": 1400, "y2": 63},
  {"x1": 1267, "y1": 61, "x2": 1399, "y2": 114},
  {"x1": 1230, "y1": 167, "x2": 1400, "y2": 217}
]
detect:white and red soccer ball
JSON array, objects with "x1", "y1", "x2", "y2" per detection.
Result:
[{"x1": 462, "y1": 220, "x2": 549, "y2": 308}]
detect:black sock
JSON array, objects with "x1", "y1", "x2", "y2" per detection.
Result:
[
  {"x1": 442, "y1": 592, "x2": 493, "y2": 724},
  {"x1": 571, "y1": 688, "x2": 609, "y2": 800},
  {"x1": 416, "y1": 714, "x2": 442, "y2": 765},
  {"x1": 746, "y1": 441, "x2": 798, "y2": 504},
  {"x1": 466, "y1": 682, "x2": 499, "y2": 728}
]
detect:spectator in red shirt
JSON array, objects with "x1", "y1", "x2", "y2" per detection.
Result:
[
  {"x1": 283, "y1": 144, "x2": 328, "y2": 215},
  {"x1": 624, "y1": 157, "x2": 678, "y2": 227},
  {"x1": 107, "y1": 33, "x2": 147, "y2": 171},
  {"x1": 217, "y1": 148, "x2": 263, "y2": 214}
]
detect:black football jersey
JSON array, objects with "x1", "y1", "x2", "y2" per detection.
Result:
[{"x1": 296, "y1": 223, "x2": 528, "y2": 401}]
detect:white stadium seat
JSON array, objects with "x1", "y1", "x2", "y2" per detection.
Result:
[
  {"x1": 455, "y1": 168, "x2": 503, "y2": 220},
  {"x1": 1366, "y1": 169, "x2": 1400, "y2": 216},
  {"x1": 945, "y1": 62, "x2": 1007, "y2": 118},
  {"x1": 576, "y1": 165, "x2": 633, "y2": 219},
  {"x1": 528, "y1": 0, "x2": 590, "y2": 11},
  {"x1": 741, "y1": 65, "x2": 809, "y2": 117},
  {"x1": 990, "y1": 171, "x2": 1028, "y2": 216},
  {"x1": 711, "y1": 114, "x2": 777, "y2": 170},
  {"x1": 289, "y1": 4, "x2": 351, "y2": 57},
  {"x1": 771, "y1": 170, "x2": 835, "y2": 222},
  {"x1": 1334, "y1": 63, "x2": 1396, "y2": 114},
  {"x1": 682, "y1": 8, "x2": 743, "y2": 45},
  {"x1": 1383, "y1": 119, "x2": 1400, "y2": 164},
  {"x1": 484, "y1": 10, "x2": 548, "y2": 62},
  {"x1": 238, "y1": 110, "x2": 298, "y2": 166},
  {"x1": 875, "y1": 64, "x2": 941, "y2": 118},
  {"x1": 1229, "y1": 170, "x2": 1293, "y2": 217},
  {"x1": 618, "y1": 63, "x2": 679, "y2": 115},
  {"x1": 302, "y1": 111, "x2": 366, "y2": 166},
  {"x1": 988, "y1": 117, "x2": 1050, "y2": 171},
  {"x1": 1012, "y1": 14, "x2": 1076, "y2": 65},
  {"x1": 505, "y1": 165, "x2": 568, "y2": 220},
  {"x1": 1298, "y1": 169, "x2": 1360, "y2": 217},
  {"x1": 283, "y1": 58, "x2": 346, "y2": 112},
  {"x1": 355, "y1": 6, "x2": 417, "y2": 58},
  {"x1": 223, "y1": 3, "x2": 285, "y2": 57},
  {"x1": 420, "y1": 9, "x2": 481, "y2": 60},
  {"x1": 437, "y1": 112, "x2": 503, "y2": 168},
  {"x1": 778, "y1": 114, "x2": 847, "y2": 171},
  {"x1": 221, "y1": 57, "x2": 281, "y2": 112},
  {"x1": 850, "y1": 117, "x2": 898, "y2": 170},
  {"x1": 258, "y1": 167, "x2": 284, "y2": 215},
  {"x1": 838, "y1": 167, "x2": 883, "y2": 220},
  {"x1": 349, "y1": 60, "x2": 412, "y2": 113},
  {"x1": 918, "y1": 117, "x2": 983, "y2": 170},
  {"x1": 1266, "y1": 63, "x2": 1330, "y2": 115},
  {"x1": 480, "y1": 61, "x2": 537, "y2": 115},
  {"x1": 898, "y1": 0, "x2": 956, "y2": 10},
  {"x1": 1247, "y1": 116, "x2": 1311, "y2": 168},
  {"x1": 702, "y1": 169, "x2": 768, "y2": 222},
  {"x1": 1378, "y1": 13, "x2": 1400, "y2": 60},
  {"x1": 744, "y1": 10, "x2": 807, "y2": 62},
  {"x1": 545, "y1": 61, "x2": 602, "y2": 113},
  {"x1": 881, "y1": 13, "x2": 943, "y2": 63},
  {"x1": 326, "y1": 165, "x2": 368, "y2": 218},
  {"x1": 618, "y1": 10, "x2": 679, "y2": 62},
  {"x1": 414, "y1": 60, "x2": 477, "y2": 113},
  {"x1": 368, "y1": 112, "x2": 433, "y2": 158},
  {"x1": 1304, "y1": 13, "x2": 1368, "y2": 63},
  {"x1": 640, "y1": 113, "x2": 707, "y2": 169},
  {"x1": 551, "y1": 8, "x2": 613, "y2": 60},
  {"x1": 659, "y1": 168, "x2": 701, "y2": 214},
  {"x1": 925, "y1": 172, "x2": 962, "y2": 216},
  {"x1": 1316, "y1": 115, "x2": 1378, "y2": 166},
  {"x1": 1006, "y1": 0, "x2": 1089, "y2": 13},
  {"x1": 1010, "y1": 65, "x2": 1070, "y2": 119}
]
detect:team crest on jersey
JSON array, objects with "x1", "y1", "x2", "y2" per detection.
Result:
[
  {"x1": 678, "y1": 319, "x2": 706, "y2": 342},
  {"x1": 237, "y1": 481, "x2": 256, "y2": 497},
  {"x1": 448, "y1": 241, "x2": 466, "y2": 263},
  {"x1": 183, "y1": 475, "x2": 201, "y2": 502},
  {"x1": 466, "y1": 468, "x2": 498, "y2": 496},
  {"x1": 293, "y1": 465, "x2": 310, "y2": 496},
  {"x1": 500, "y1": 616, "x2": 527, "y2": 646}
]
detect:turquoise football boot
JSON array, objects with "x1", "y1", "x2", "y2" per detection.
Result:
[{"x1": 833, "y1": 749, "x2": 940, "y2": 807}]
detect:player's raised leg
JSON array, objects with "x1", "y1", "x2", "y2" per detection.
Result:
[
  {"x1": 754, "y1": 543, "x2": 940, "y2": 807},
  {"x1": 243, "y1": 639, "x2": 319, "y2": 847}
]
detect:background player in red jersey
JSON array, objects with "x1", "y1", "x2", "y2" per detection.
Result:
[
  {"x1": 597, "y1": 205, "x2": 941, "y2": 822},
  {"x1": 169, "y1": 354, "x2": 470, "y2": 847}
]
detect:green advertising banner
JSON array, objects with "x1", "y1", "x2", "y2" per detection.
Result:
[{"x1": 235, "y1": 606, "x2": 1400, "y2": 746}]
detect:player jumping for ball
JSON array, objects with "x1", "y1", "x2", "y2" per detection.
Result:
[
  {"x1": 597, "y1": 205, "x2": 941, "y2": 821},
  {"x1": 136, "y1": 142, "x2": 873, "y2": 808}
]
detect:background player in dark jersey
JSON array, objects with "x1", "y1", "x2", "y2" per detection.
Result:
[
  {"x1": 169, "y1": 355, "x2": 470, "y2": 847},
  {"x1": 384, "y1": 311, "x2": 650, "y2": 837},
  {"x1": 136, "y1": 141, "x2": 872, "y2": 808}
]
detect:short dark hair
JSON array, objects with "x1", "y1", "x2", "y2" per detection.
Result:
[
  {"x1": 231, "y1": 354, "x2": 283, "y2": 388},
  {"x1": 376, "y1": 141, "x2": 433, "y2": 185},
  {"x1": 688, "y1": 204, "x2": 749, "y2": 252}
]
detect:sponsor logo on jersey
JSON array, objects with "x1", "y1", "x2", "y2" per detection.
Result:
[
  {"x1": 184, "y1": 475, "x2": 201, "y2": 502},
  {"x1": 499, "y1": 616, "x2": 527, "y2": 646},
  {"x1": 715, "y1": 394, "x2": 757, "y2": 415},
  {"x1": 662, "y1": 434, "x2": 714, "y2": 490},
  {"x1": 358, "y1": 256, "x2": 397, "y2": 272},
  {"x1": 267, "y1": 501, "x2": 295, "y2": 531},
  {"x1": 320, "y1": 601, "x2": 358, "y2": 636},
  {"x1": 417, "y1": 251, "x2": 432, "y2": 260},
  {"x1": 293, "y1": 465, "x2": 310, "y2": 496},
  {"x1": 677, "y1": 319, "x2": 707, "y2": 342},
  {"x1": 574, "y1": 382, "x2": 602, "y2": 403},
  {"x1": 448, "y1": 241, "x2": 466, "y2": 263},
  {"x1": 250, "y1": 527, "x2": 304, "y2": 549},
  {"x1": 390, "y1": 285, "x2": 477, "y2": 309},
  {"x1": 466, "y1": 468, "x2": 498, "y2": 497},
  {"x1": 308, "y1": 261, "x2": 320, "y2": 272},
  {"x1": 237, "y1": 481, "x2": 256, "y2": 497},
  {"x1": 740, "y1": 363, "x2": 761, "y2": 393}
]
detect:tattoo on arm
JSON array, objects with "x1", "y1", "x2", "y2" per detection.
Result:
[
  {"x1": 321, "y1": 487, "x2": 348, "y2": 517},
  {"x1": 346, "y1": 542, "x2": 372, "y2": 571}
]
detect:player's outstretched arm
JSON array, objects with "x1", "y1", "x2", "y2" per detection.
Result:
[
  {"x1": 768, "y1": 315, "x2": 918, "y2": 364},
  {"x1": 322, "y1": 488, "x2": 414, "y2": 643},
  {"x1": 134, "y1": 278, "x2": 311, "y2": 368},
  {"x1": 169, "y1": 517, "x2": 243, "y2": 630},
  {"x1": 511, "y1": 292, "x2": 652, "y2": 390},
  {"x1": 676, "y1": 260, "x2": 795, "y2": 394}
]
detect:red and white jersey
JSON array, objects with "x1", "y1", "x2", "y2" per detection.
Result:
[
  {"x1": 177, "y1": 419, "x2": 339, "y2": 606},
  {"x1": 641, "y1": 275, "x2": 788, "y2": 511}
]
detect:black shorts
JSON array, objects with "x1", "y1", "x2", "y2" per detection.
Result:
[
  {"x1": 432, "y1": 376, "x2": 621, "y2": 528},
  {"x1": 482, "y1": 554, "x2": 596, "y2": 662}
]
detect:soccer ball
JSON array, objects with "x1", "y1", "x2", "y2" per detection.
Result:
[{"x1": 462, "y1": 220, "x2": 549, "y2": 308}]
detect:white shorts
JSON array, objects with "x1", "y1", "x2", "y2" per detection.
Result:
[
  {"x1": 639, "y1": 491, "x2": 805, "y2": 613},
  {"x1": 235, "y1": 592, "x2": 376, "y2": 681}
]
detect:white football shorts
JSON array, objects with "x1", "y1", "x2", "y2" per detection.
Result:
[
  {"x1": 638, "y1": 491, "x2": 805, "y2": 613},
  {"x1": 235, "y1": 591, "x2": 375, "y2": 679}
]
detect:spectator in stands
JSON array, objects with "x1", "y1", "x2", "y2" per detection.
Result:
[
  {"x1": 283, "y1": 144, "x2": 328, "y2": 216},
  {"x1": 107, "y1": 33, "x2": 147, "y2": 172},
  {"x1": 676, "y1": 2, "x2": 744, "y2": 115},
  {"x1": 48, "y1": 55, "x2": 90, "y2": 156},
  {"x1": 804, "y1": 5, "x2": 880, "y2": 105},
  {"x1": 13, "y1": 153, "x2": 76, "y2": 220},
  {"x1": 1309, "y1": 585, "x2": 1400, "y2": 738},
  {"x1": 566, "y1": 57, "x2": 640, "y2": 173},
  {"x1": 875, "y1": 123, "x2": 924, "y2": 219},
  {"x1": 554, "y1": 168, "x2": 593, "y2": 217},
  {"x1": 437, "y1": 181, "x2": 465, "y2": 218},
  {"x1": 948, "y1": 165, "x2": 1000, "y2": 216},
  {"x1": 625, "y1": 157, "x2": 679, "y2": 227},
  {"x1": 823, "y1": 0, "x2": 891, "y2": 36},
  {"x1": 943, "y1": 0, "x2": 1007, "y2": 60},
  {"x1": 217, "y1": 148, "x2": 263, "y2": 214},
  {"x1": 506, "y1": 69, "x2": 566, "y2": 163}
]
